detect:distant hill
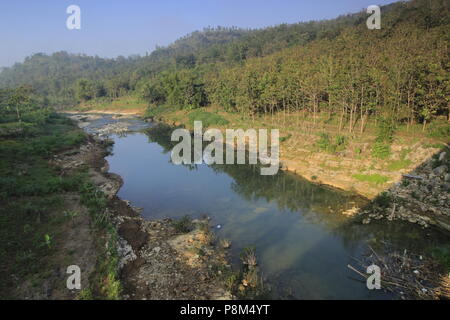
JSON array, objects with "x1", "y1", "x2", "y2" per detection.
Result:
[{"x1": 0, "y1": 0, "x2": 448, "y2": 110}]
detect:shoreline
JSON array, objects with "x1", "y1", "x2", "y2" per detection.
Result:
[
  {"x1": 64, "y1": 112, "x2": 449, "y2": 300},
  {"x1": 63, "y1": 108, "x2": 397, "y2": 199},
  {"x1": 67, "y1": 109, "x2": 450, "y2": 232},
  {"x1": 54, "y1": 115, "x2": 234, "y2": 299}
]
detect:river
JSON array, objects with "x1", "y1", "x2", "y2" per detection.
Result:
[{"x1": 80, "y1": 114, "x2": 447, "y2": 299}]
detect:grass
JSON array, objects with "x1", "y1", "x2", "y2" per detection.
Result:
[
  {"x1": 427, "y1": 121, "x2": 450, "y2": 140},
  {"x1": 431, "y1": 245, "x2": 450, "y2": 274},
  {"x1": 387, "y1": 159, "x2": 412, "y2": 171},
  {"x1": 0, "y1": 114, "x2": 87, "y2": 298},
  {"x1": 0, "y1": 113, "x2": 121, "y2": 299},
  {"x1": 315, "y1": 133, "x2": 347, "y2": 154},
  {"x1": 353, "y1": 173, "x2": 389, "y2": 185},
  {"x1": 172, "y1": 215, "x2": 193, "y2": 233},
  {"x1": 187, "y1": 109, "x2": 229, "y2": 128}
]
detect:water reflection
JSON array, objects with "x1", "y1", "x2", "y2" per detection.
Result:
[{"x1": 102, "y1": 123, "x2": 447, "y2": 300}]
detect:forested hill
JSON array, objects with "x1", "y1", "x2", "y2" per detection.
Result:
[{"x1": 0, "y1": 0, "x2": 448, "y2": 122}]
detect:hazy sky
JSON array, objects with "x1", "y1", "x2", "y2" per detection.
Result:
[{"x1": 0, "y1": 0, "x2": 398, "y2": 67}]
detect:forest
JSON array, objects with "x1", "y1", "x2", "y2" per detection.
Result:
[{"x1": 0, "y1": 0, "x2": 448, "y2": 132}]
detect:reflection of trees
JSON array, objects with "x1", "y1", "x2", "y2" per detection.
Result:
[
  {"x1": 333, "y1": 217, "x2": 449, "y2": 254},
  {"x1": 142, "y1": 123, "x2": 448, "y2": 275},
  {"x1": 144, "y1": 124, "x2": 199, "y2": 171},
  {"x1": 211, "y1": 163, "x2": 368, "y2": 228},
  {"x1": 144, "y1": 124, "x2": 179, "y2": 154},
  {"x1": 144, "y1": 123, "x2": 370, "y2": 228}
]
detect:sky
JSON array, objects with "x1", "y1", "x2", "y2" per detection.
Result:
[{"x1": 0, "y1": 0, "x2": 399, "y2": 68}]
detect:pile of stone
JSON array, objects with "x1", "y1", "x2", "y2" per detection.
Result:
[
  {"x1": 95, "y1": 122, "x2": 131, "y2": 137},
  {"x1": 360, "y1": 150, "x2": 450, "y2": 231}
]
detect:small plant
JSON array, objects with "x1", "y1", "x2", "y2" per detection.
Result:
[
  {"x1": 371, "y1": 142, "x2": 391, "y2": 159},
  {"x1": 316, "y1": 133, "x2": 347, "y2": 153},
  {"x1": 220, "y1": 238, "x2": 231, "y2": 249},
  {"x1": 280, "y1": 134, "x2": 292, "y2": 143},
  {"x1": 353, "y1": 173, "x2": 389, "y2": 185},
  {"x1": 225, "y1": 273, "x2": 239, "y2": 291},
  {"x1": 64, "y1": 210, "x2": 80, "y2": 226},
  {"x1": 241, "y1": 247, "x2": 258, "y2": 268},
  {"x1": 42, "y1": 234, "x2": 52, "y2": 248},
  {"x1": 78, "y1": 288, "x2": 93, "y2": 300},
  {"x1": 172, "y1": 215, "x2": 193, "y2": 233}
]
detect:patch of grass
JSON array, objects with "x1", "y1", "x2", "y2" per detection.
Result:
[
  {"x1": 0, "y1": 112, "x2": 121, "y2": 300},
  {"x1": 424, "y1": 143, "x2": 446, "y2": 149},
  {"x1": 431, "y1": 245, "x2": 450, "y2": 274},
  {"x1": 144, "y1": 104, "x2": 180, "y2": 119},
  {"x1": 353, "y1": 173, "x2": 389, "y2": 185},
  {"x1": 427, "y1": 121, "x2": 450, "y2": 140},
  {"x1": 371, "y1": 142, "x2": 391, "y2": 159},
  {"x1": 78, "y1": 181, "x2": 121, "y2": 299},
  {"x1": 387, "y1": 159, "x2": 412, "y2": 171},
  {"x1": 316, "y1": 133, "x2": 347, "y2": 153},
  {"x1": 187, "y1": 110, "x2": 229, "y2": 128}
]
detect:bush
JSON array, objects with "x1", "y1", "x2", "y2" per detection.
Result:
[
  {"x1": 316, "y1": 133, "x2": 347, "y2": 153},
  {"x1": 427, "y1": 122, "x2": 450, "y2": 140},
  {"x1": 172, "y1": 215, "x2": 193, "y2": 233},
  {"x1": 371, "y1": 118, "x2": 396, "y2": 159}
]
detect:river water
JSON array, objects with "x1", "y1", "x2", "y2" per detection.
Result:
[{"x1": 82, "y1": 114, "x2": 447, "y2": 299}]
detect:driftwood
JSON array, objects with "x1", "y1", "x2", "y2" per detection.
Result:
[{"x1": 347, "y1": 246, "x2": 449, "y2": 300}]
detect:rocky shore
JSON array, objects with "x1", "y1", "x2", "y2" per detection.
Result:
[{"x1": 357, "y1": 150, "x2": 450, "y2": 232}]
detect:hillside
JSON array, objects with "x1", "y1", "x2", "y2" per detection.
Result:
[{"x1": 2, "y1": 0, "x2": 447, "y2": 110}]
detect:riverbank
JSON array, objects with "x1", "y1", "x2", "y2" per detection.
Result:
[
  {"x1": 138, "y1": 107, "x2": 450, "y2": 233},
  {"x1": 65, "y1": 112, "x2": 449, "y2": 300},
  {"x1": 0, "y1": 113, "x2": 233, "y2": 300},
  {"x1": 67, "y1": 104, "x2": 450, "y2": 232},
  {"x1": 62, "y1": 117, "x2": 235, "y2": 300}
]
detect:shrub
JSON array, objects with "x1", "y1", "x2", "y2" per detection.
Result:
[
  {"x1": 374, "y1": 192, "x2": 392, "y2": 208},
  {"x1": 172, "y1": 215, "x2": 193, "y2": 233},
  {"x1": 427, "y1": 122, "x2": 450, "y2": 140},
  {"x1": 316, "y1": 133, "x2": 347, "y2": 153},
  {"x1": 387, "y1": 159, "x2": 412, "y2": 171}
]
